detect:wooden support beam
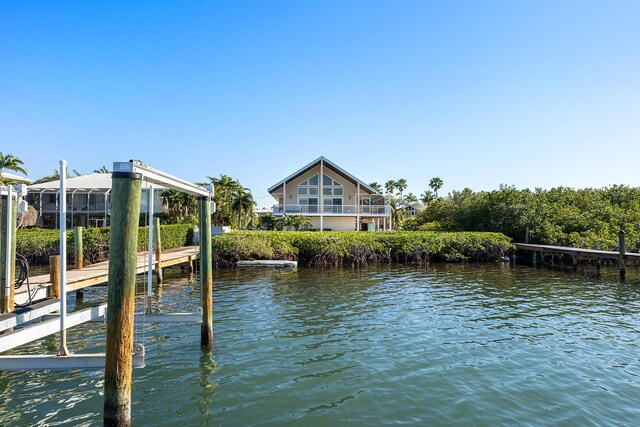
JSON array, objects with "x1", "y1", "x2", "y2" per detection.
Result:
[
  {"x1": 0, "y1": 196, "x2": 17, "y2": 314},
  {"x1": 74, "y1": 226, "x2": 84, "y2": 301},
  {"x1": 572, "y1": 252, "x2": 577, "y2": 271},
  {"x1": 48, "y1": 256, "x2": 60, "y2": 298},
  {"x1": 103, "y1": 172, "x2": 142, "y2": 427},
  {"x1": 153, "y1": 217, "x2": 163, "y2": 284},
  {"x1": 199, "y1": 197, "x2": 213, "y2": 351}
]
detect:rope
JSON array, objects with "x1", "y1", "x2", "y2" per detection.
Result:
[{"x1": 14, "y1": 253, "x2": 42, "y2": 308}]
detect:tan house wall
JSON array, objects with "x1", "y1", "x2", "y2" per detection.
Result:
[
  {"x1": 310, "y1": 216, "x2": 357, "y2": 231},
  {"x1": 280, "y1": 164, "x2": 362, "y2": 205}
]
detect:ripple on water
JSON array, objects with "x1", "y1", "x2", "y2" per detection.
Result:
[{"x1": 2, "y1": 265, "x2": 640, "y2": 425}]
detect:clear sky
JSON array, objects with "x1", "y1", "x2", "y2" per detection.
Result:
[{"x1": 2, "y1": 1, "x2": 639, "y2": 207}]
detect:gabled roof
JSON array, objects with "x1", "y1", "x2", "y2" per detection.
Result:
[
  {"x1": 0, "y1": 170, "x2": 32, "y2": 184},
  {"x1": 267, "y1": 156, "x2": 378, "y2": 194}
]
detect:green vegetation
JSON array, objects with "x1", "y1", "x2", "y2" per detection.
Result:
[
  {"x1": 413, "y1": 185, "x2": 640, "y2": 252},
  {"x1": 0, "y1": 152, "x2": 27, "y2": 184},
  {"x1": 212, "y1": 231, "x2": 512, "y2": 267},
  {"x1": 16, "y1": 224, "x2": 194, "y2": 265}
]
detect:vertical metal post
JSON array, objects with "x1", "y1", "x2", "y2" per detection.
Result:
[
  {"x1": 59, "y1": 160, "x2": 69, "y2": 356},
  {"x1": 147, "y1": 185, "x2": 154, "y2": 312},
  {"x1": 619, "y1": 230, "x2": 626, "y2": 281}
]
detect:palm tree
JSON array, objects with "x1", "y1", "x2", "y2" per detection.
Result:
[
  {"x1": 231, "y1": 187, "x2": 255, "y2": 229},
  {"x1": 396, "y1": 179, "x2": 408, "y2": 199},
  {"x1": 369, "y1": 182, "x2": 382, "y2": 194},
  {"x1": 385, "y1": 180, "x2": 397, "y2": 196},
  {"x1": 420, "y1": 191, "x2": 435, "y2": 205},
  {"x1": 209, "y1": 174, "x2": 243, "y2": 226},
  {"x1": 405, "y1": 192, "x2": 417, "y2": 203},
  {"x1": 94, "y1": 166, "x2": 110, "y2": 173},
  {"x1": 275, "y1": 213, "x2": 296, "y2": 231},
  {"x1": 429, "y1": 177, "x2": 444, "y2": 198},
  {"x1": 0, "y1": 152, "x2": 27, "y2": 184},
  {"x1": 291, "y1": 215, "x2": 313, "y2": 231},
  {"x1": 160, "y1": 189, "x2": 197, "y2": 223}
]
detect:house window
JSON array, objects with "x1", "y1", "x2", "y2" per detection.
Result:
[{"x1": 297, "y1": 173, "x2": 344, "y2": 210}]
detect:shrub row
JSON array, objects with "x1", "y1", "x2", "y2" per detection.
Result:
[
  {"x1": 16, "y1": 224, "x2": 194, "y2": 265},
  {"x1": 212, "y1": 231, "x2": 513, "y2": 267}
]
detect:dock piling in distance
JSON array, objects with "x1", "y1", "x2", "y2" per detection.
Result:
[
  {"x1": 103, "y1": 171, "x2": 142, "y2": 427},
  {"x1": 74, "y1": 226, "x2": 84, "y2": 301},
  {"x1": 619, "y1": 230, "x2": 626, "y2": 281},
  {"x1": 153, "y1": 217, "x2": 163, "y2": 284},
  {"x1": 199, "y1": 196, "x2": 213, "y2": 351},
  {"x1": 49, "y1": 256, "x2": 60, "y2": 298}
]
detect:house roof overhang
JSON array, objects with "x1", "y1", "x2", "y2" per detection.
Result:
[{"x1": 267, "y1": 156, "x2": 378, "y2": 195}]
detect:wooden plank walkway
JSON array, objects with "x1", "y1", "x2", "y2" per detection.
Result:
[
  {"x1": 514, "y1": 243, "x2": 640, "y2": 263},
  {"x1": 15, "y1": 246, "x2": 199, "y2": 305}
]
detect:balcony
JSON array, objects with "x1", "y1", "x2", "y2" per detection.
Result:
[{"x1": 272, "y1": 204, "x2": 390, "y2": 216}]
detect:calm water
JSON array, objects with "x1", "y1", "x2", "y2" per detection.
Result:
[{"x1": 1, "y1": 264, "x2": 640, "y2": 426}]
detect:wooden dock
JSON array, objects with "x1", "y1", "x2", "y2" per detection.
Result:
[
  {"x1": 15, "y1": 246, "x2": 199, "y2": 306},
  {"x1": 514, "y1": 243, "x2": 640, "y2": 271}
]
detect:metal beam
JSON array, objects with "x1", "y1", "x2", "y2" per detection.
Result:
[
  {"x1": 0, "y1": 303, "x2": 107, "y2": 353},
  {"x1": 0, "y1": 299, "x2": 61, "y2": 332},
  {"x1": 0, "y1": 344, "x2": 145, "y2": 371},
  {"x1": 112, "y1": 160, "x2": 212, "y2": 197}
]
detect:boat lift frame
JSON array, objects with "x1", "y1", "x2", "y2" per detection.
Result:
[{"x1": 0, "y1": 160, "x2": 213, "y2": 371}]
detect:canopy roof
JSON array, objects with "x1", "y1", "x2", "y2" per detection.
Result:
[{"x1": 0, "y1": 170, "x2": 32, "y2": 184}]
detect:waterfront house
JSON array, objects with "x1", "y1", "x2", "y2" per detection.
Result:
[
  {"x1": 399, "y1": 201, "x2": 425, "y2": 218},
  {"x1": 27, "y1": 173, "x2": 164, "y2": 229},
  {"x1": 268, "y1": 156, "x2": 392, "y2": 231}
]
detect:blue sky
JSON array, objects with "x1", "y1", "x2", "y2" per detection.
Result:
[{"x1": 1, "y1": 1, "x2": 639, "y2": 207}]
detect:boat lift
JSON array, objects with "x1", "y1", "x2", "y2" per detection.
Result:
[{"x1": 0, "y1": 160, "x2": 214, "y2": 371}]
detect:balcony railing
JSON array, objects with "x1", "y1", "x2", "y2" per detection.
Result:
[{"x1": 273, "y1": 204, "x2": 390, "y2": 215}]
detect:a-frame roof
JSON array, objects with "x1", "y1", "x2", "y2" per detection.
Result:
[{"x1": 267, "y1": 156, "x2": 377, "y2": 194}]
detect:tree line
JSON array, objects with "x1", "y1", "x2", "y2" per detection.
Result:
[{"x1": 410, "y1": 184, "x2": 640, "y2": 252}]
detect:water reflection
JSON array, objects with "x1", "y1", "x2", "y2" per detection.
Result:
[{"x1": 196, "y1": 354, "x2": 217, "y2": 426}]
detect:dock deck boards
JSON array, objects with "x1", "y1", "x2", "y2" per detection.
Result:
[{"x1": 14, "y1": 246, "x2": 199, "y2": 303}]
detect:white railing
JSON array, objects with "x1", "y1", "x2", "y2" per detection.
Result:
[{"x1": 273, "y1": 204, "x2": 390, "y2": 215}]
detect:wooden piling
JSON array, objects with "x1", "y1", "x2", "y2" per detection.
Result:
[
  {"x1": 0, "y1": 196, "x2": 17, "y2": 313},
  {"x1": 74, "y1": 226, "x2": 84, "y2": 300},
  {"x1": 153, "y1": 217, "x2": 163, "y2": 284},
  {"x1": 532, "y1": 251, "x2": 537, "y2": 267},
  {"x1": 199, "y1": 197, "x2": 213, "y2": 351},
  {"x1": 49, "y1": 255, "x2": 61, "y2": 298},
  {"x1": 619, "y1": 230, "x2": 626, "y2": 281},
  {"x1": 103, "y1": 171, "x2": 142, "y2": 427},
  {"x1": 572, "y1": 252, "x2": 577, "y2": 271}
]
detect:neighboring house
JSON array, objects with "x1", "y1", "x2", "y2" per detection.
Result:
[
  {"x1": 27, "y1": 173, "x2": 164, "y2": 229},
  {"x1": 268, "y1": 156, "x2": 392, "y2": 231},
  {"x1": 399, "y1": 201, "x2": 426, "y2": 219}
]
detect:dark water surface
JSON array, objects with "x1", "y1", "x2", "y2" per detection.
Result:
[{"x1": 1, "y1": 264, "x2": 640, "y2": 426}]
